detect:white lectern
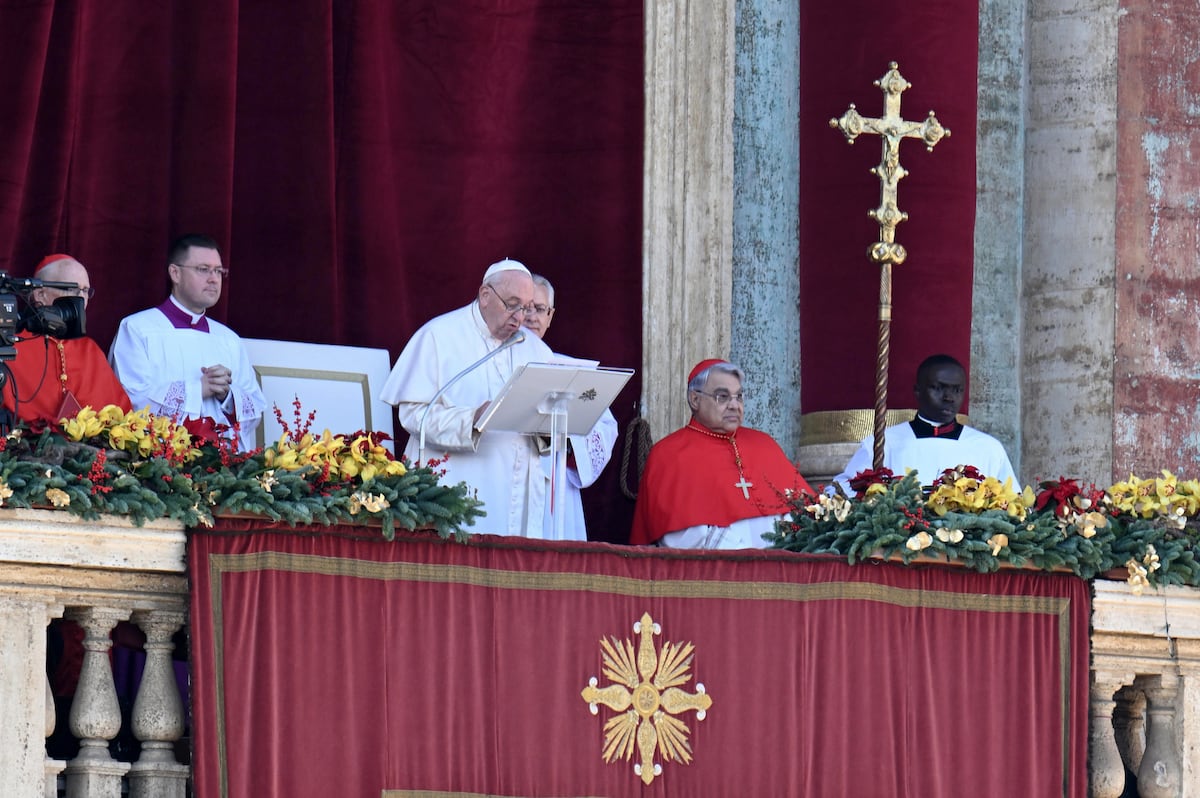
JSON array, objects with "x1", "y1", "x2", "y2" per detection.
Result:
[{"x1": 475, "y1": 362, "x2": 633, "y2": 539}]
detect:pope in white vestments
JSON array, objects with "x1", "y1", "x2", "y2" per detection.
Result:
[
  {"x1": 109, "y1": 235, "x2": 266, "y2": 452},
  {"x1": 380, "y1": 259, "x2": 556, "y2": 538}
]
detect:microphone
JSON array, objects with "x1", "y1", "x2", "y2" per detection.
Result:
[{"x1": 417, "y1": 330, "x2": 526, "y2": 465}]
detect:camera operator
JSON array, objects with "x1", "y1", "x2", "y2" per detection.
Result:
[{"x1": 1, "y1": 254, "x2": 131, "y2": 425}]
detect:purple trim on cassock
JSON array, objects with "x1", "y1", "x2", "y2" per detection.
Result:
[{"x1": 156, "y1": 299, "x2": 210, "y2": 333}]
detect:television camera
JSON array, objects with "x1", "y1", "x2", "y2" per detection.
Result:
[{"x1": 0, "y1": 271, "x2": 87, "y2": 362}]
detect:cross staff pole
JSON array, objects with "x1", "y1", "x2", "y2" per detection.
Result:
[{"x1": 830, "y1": 62, "x2": 950, "y2": 470}]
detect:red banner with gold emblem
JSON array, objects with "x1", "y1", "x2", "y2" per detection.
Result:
[{"x1": 189, "y1": 525, "x2": 1088, "y2": 797}]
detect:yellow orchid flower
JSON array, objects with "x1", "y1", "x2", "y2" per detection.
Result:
[
  {"x1": 106, "y1": 424, "x2": 136, "y2": 451},
  {"x1": 0, "y1": 480, "x2": 13, "y2": 507},
  {"x1": 339, "y1": 457, "x2": 361, "y2": 479},
  {"x1": 97, "y1": 405, "x2": 127, "y2": 425},
  {"x1": 63, "y1": 407, "x2": 104, "y2": 440}
]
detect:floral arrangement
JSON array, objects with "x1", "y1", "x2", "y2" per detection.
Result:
[
  {"x1": 766, "y1": 466, "x2": 1200, "y2": 592},
  {"x1": 0, "y1": 402, "x2": 483, "y2": 540}
]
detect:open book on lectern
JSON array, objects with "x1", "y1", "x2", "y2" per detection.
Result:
[{"x1": 474, "y1": 362, "x2": 634, "y2": 436}]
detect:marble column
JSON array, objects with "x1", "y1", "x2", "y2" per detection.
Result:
[
  {"x1": 642, "y1": 0, "x2": 736, "y2": 441},
  {"x1": 730, "y1": 0, "x2": 800, "y2": 455}
]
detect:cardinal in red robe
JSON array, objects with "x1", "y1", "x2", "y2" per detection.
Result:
[
  {"x1": 630, "y1": 359, "x2": 812, "y2": 548},
  {"x1": 0, "y1": 255, "x2": 132, "y2": 425}
]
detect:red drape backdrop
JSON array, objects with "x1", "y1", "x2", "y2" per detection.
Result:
[
  {"x1": 0, "y1": 0, "x2": 643, "y2": 541},
  {"x1": 799, "y1": 1, "x2": 979, "y2": 413},
  {"x1": 190, "y1": 526, "x2": 1090, "y2": 798}
]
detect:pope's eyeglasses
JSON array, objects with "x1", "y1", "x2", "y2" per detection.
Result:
[
  {"x1": 694, "y1": 390, "x2": 745, "y2": 406},
  {"x1": 485, "y1": 284, "x2": 538, "y2": 317}
]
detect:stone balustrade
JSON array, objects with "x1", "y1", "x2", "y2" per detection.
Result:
[
  {"x1": 1, "y1": 509, "x2": 1197, "y2": 797},
  {"x1": 0, "y1": 509, "x2": 188, "y2": 798}
]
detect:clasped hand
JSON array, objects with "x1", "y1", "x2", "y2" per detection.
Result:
[{"x1": 201, "y1": 364, "x2": 233, "y2": 401}]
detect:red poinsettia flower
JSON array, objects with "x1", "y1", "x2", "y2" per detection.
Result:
[
  {"x1": 933, "y1": 464, "x2": 986, "y2": 487},
  {"x1": 848, "y1": 467, "x2": 897, "y2": 496},
  {"x1": 1035, "y1": 477, "x2": 1108, "y2": 519},
  {"x1": 182, "y1": 416, "x2": 228, "y2": 445},
  {"x1": 1035, "y1": 477, "x2": 1080, "y2": 515},
  {"x1": 24, "y1": 417, "x2": 60, "y2": 436}
]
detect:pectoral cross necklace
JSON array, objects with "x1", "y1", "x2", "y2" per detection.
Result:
[
  {"x1": 688, "y1": 421, "x2": 753, "y2": 499},
  {"x1": 54, "y1": 339, "x2": 68, "y2": 394}
]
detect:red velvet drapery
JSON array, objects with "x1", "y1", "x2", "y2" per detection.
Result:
[
  {"x1": 190, "y1": 526, "x2": 1090, "y2": 797},
  {"x1": 0, "y1": 1, "x2": 643, "y2": 539},
  {"x1": 799, "y1": 1, "x2": 979, "y2": 413}
]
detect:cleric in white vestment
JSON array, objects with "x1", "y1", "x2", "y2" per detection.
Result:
[
  {"x1": 522, "y1": 273, "x2": 619, "y2": 541},
  {"x1": 109, "y1": 234, "x2": 265, "y2": 451},
  {"x1": 833, "y1": 354, "x2": 1017, "y2": 494},
  {"x1": 380, "y1": 259, "x2": 556, "y2": 537}
]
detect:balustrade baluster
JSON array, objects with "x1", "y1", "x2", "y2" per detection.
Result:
[
  {"x1": 128, "y1": 609, "x2": 189, "y2": 798},
  {"x1": 45, "y1": 664, "x2": 65, "y2": 798},
  {"x1": 63, "y1": 606, "x2": 130, "y2": 798},
  {"x1": 1136, "y1": 675, "x2": 1182, "y2": 798},
  {"x1": 1089, "y1": 673, "x2": 1130, "y2": 798},
  {"x1": 1113, "y1": 685, "x2": 1146, "y2": 775}
]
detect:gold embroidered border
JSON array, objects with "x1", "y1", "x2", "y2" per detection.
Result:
[{"x1": 206, "y1": 551, "x2": 1077, "y2": 798}]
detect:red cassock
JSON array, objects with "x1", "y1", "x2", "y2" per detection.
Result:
[
  {"x1": 629, "y1": 419, "x2": 813, "y2": 544},
  {"x1": 1, "y1": 335, "x2": 133, "y2": 423}
]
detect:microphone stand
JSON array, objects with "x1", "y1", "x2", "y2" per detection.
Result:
[{"x1": 417, "y1": 330, "x2": 526, "y2": 466}]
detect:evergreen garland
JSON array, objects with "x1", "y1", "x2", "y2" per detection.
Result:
[
  {"x1": 766, "y1": 470, "x2": 1200, "y2": 590},
  {"x1": 0, "y1": 407, "x2": 483, "y2": 541}
]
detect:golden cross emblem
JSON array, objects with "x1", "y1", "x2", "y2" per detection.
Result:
[
  {"x1": 830, "y1": 62, "x2": 950, "y2": 469},
  {"x1": 581, "y1": 612, "x2": 712, "y2": 786}
]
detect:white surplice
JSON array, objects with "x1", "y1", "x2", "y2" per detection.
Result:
[
  {"x1": 109, "y1": 297, "x2": 266, "y2": 451},
  {"x1": 380, "y1": 302, "x2": 556, "y2": 538},
  {"x1": 833, "y1": 421, "x2": 1018, "y2": 494},
  {"x1": 540, "y1": 407, "x2": 618, "y2": 541}
]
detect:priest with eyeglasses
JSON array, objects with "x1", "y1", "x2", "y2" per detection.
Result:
[
  {"x1": 109, "y1": 233, "x2": 265, "y2": 451},
  {"x1": 630, "y1": 359, "x2": 813, "y2": 548}
]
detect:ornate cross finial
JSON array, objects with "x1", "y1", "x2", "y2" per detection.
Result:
[
  {"x1": 830, "y1": 62, "x2": 950, "y2": 265},
  {"x1": 829, "y1": 63, "x2": 950, "y2": 469}
]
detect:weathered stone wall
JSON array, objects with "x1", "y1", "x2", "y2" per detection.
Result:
[{"x1": 1112, "y1": 0, "x2": 1200, "y2": 478}]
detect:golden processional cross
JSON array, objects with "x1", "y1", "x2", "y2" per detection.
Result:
[{"x1": 830, "y1": 62, "x2": 950, "y2": 470}]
